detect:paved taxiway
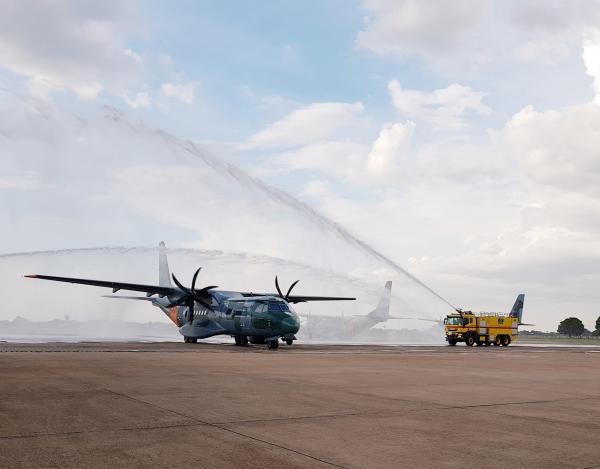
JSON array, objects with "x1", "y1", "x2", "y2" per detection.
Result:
[{"x1": 1, "y1": 342, "x2": 599, "y2": 469}]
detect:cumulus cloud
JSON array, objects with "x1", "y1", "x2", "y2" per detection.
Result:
[
  {"x1": 356, "y1": 0, "x2": 600, "y2": 75},
  {"x1": 366, "y1": 121, "x2": 415, "y2": 176},
  {"x1": 416, "y1": 142, "x2": 510, "y2": 184},
  {"x1": 161, "y1": 81, "x2": 198, "y2": 104},
  {"x1": 274, "y1": 141, "x2": 370, "y2": 183},
  {"x1": 247, "y1": 102, "x2": 366, "y2": 148},
  {"x1": 0, "y1": 1, "x2": 141, "y2": 100},
  {"x1": 388, "y1": 80, "x2": 490, "y2": 129},
  {"x1": 583, "y1": 28, "x2": 600, "y2": 101},
  {"x1": 356, "y1": 0, "x2": 488, "y2": 57},
  {"x1": 503, "y1": 103, "x2": 600, "y2": 198},
  {"x1": 254, "y1": 114, "x2": 416, "y2": 185}
]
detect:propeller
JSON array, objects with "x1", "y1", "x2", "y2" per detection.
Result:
[
  {"x1": 168, "y1": 267, "x2": 218, "y2": 324},
  {"x1": 275, "y1": 276, "x2": 299, "y2": 302}
]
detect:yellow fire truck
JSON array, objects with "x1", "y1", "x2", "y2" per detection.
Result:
[{"x1": 444, "y1": 294, "x2": 525, "y2": 347}]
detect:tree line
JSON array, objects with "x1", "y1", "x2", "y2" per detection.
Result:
[{"x1": 557, "y1": 316, "x2": 600, "y2": 338}]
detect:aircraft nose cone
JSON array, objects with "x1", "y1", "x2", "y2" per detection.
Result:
[{"x1": 281, "y1": 316, "x2": 299, "y2": 334}]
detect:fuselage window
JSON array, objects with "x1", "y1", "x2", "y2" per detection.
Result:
[{"x1": 254, "y1": 303, "x2": 267, "y2": 314}]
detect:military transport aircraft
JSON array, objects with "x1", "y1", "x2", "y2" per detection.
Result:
[{"x1": 25, "y1": 242, "x2": 355, "y2": 349}]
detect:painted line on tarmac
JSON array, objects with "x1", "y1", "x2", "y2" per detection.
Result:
[{"x1": 0, "y1": 421, "x2": 203, "y2": 441}]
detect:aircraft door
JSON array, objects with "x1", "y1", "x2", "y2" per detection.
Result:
[
  {"x1": 241, "y1": 310, "x2": 251, "y2": 329},
  {"x1": 233, "y1": 312, "x2": 241, "y2": 331},
  {"x1": 233, "y1": 304, "x2": 245, "y2": 332},
  {"x1": 251, "y1": 303, "x2": 269, "y2": 330}
]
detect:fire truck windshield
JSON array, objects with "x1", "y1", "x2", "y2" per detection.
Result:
[{"x1": 445, "y1": 316, "x2": 463, "y2": 325}]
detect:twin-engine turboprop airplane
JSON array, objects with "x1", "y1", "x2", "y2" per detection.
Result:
[{"x1": 25, "y1": 242, "x2": 355, "y2": 349}]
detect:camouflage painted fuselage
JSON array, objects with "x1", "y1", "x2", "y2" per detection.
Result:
[{"x1": 154, "y1": 290, "x2": 300, "y2": 341}]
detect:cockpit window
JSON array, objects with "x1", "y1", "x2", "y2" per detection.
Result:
[{"x1": 268, "y1": 302, "x2": 289, "y2": 312}]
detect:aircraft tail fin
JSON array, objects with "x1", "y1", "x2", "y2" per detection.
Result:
[
  {"x1": 367, "y1": 281, "x2": 392, "y2": 321},
  {"x1": 509, "y1": 294, "x2": 525, "y2": 323},
  {"x1": 159, "y1": 241, "x2": 172, "y2": 288}
]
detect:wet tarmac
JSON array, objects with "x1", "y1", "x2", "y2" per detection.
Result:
[{"x1": 1, "y1": 342, "x2": 599, "y2": 468}]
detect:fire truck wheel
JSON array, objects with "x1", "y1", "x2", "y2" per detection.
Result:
[
  {"x1": 493, "y1": 336, "x2": 501, "y2": 346},
  {"x1": 465, "y1": 334, "x2": 476, "y2": 347},
  {"x1": 501, "y1": 335, "x2": 511, "y2": 346},
  {"x1": 447, "y1": 338, "x2": 457, "y2": 346}
]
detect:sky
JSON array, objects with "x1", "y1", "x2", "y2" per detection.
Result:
[{"x1": 1, "y1": 0, "x2": 600, "y2": 331}]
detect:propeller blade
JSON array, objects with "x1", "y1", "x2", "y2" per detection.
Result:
[
  {"x1": 285, "y1": 280, "x2": 299, "y2": 300},
  {"x1": 172, "y1": 273, "x2": 189, "y2": 293},
  {"x1": 191, "y1": 267, "x2": 201, "y2": 294},
  {"x1": 275, "y1": 276, "x2": 284, "y2": 299}
]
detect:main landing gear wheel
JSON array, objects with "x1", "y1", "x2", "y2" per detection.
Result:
[
  {"x1": 267, "y1": 340, "x2": 279, "y2": 350},
  {"x1": 234, "y1": 336, "x2": 248, "y2": 346},
  {"x1": 184, "y1": 337, "x2": 197, "y2": 344}
]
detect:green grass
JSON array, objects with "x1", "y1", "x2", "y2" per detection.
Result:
[{"x1": 519, "y1": 335, "x2": 600, "y2": 345}]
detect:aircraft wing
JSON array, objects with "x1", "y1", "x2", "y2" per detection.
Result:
[
  {"x1": 25, "y1": 274, "x2": 175, "y2": 297},
  {"x1": 240, "y1": 292, "x2": 355, "y2": 303},
  {"x1": 287, "y1": 295, "x2": 355, "y2": 303}
]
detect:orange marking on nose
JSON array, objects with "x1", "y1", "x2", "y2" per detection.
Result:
[{"x1": 168, "y1": 307, "x2": 179, "y2": 326}]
